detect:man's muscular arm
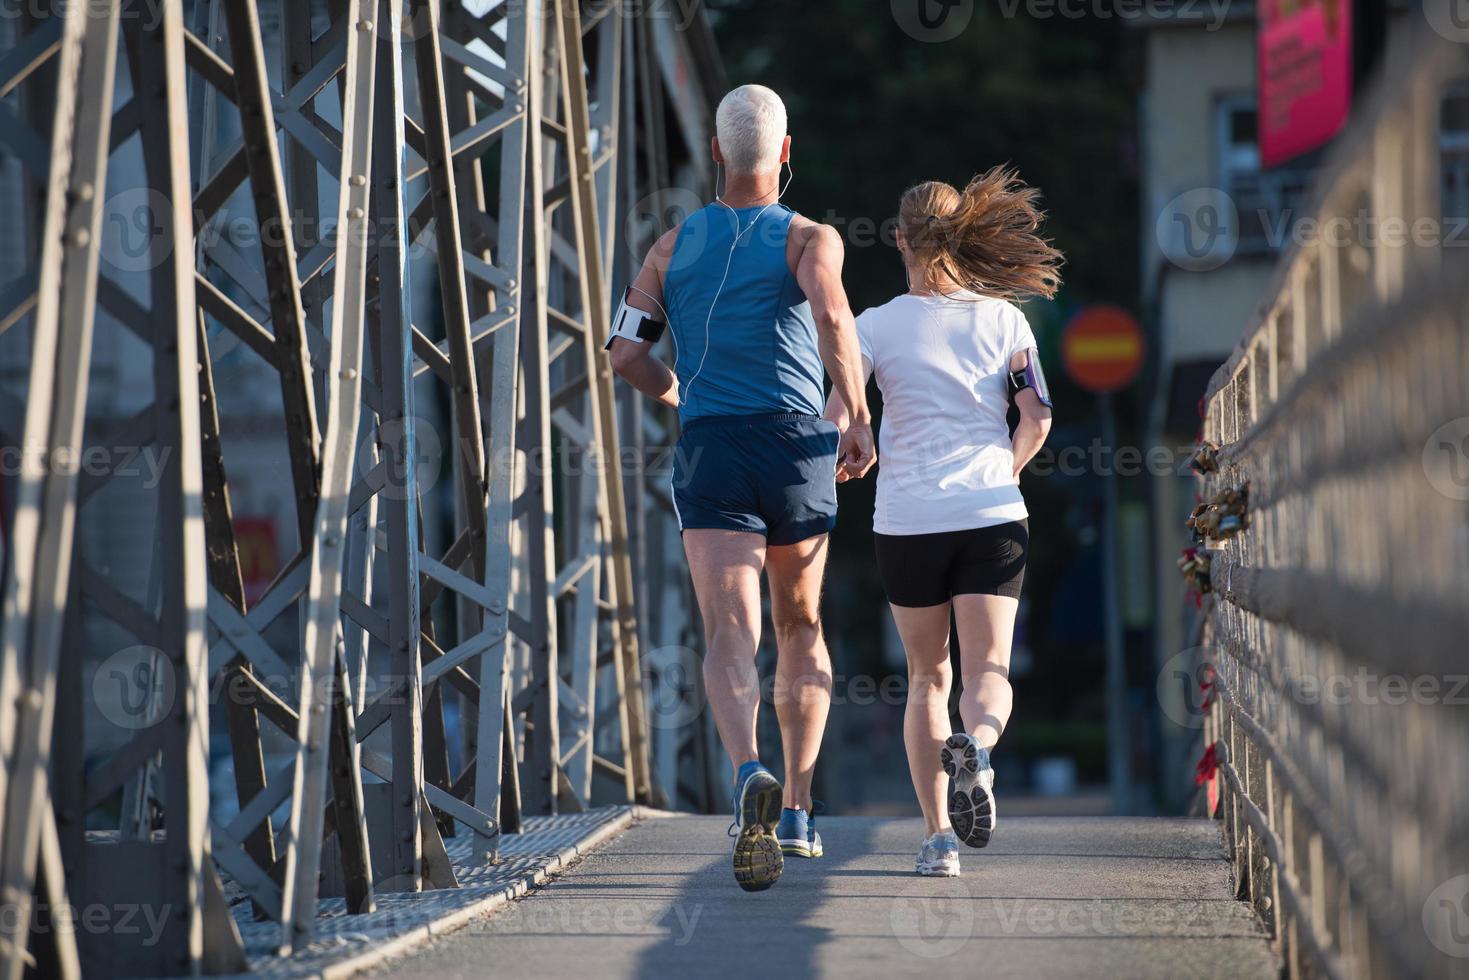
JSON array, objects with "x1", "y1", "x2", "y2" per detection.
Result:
[
  {"x1": 607, "y1": 228, "x2": 679, "y2": 408},
  {"x1": 794, "y1": 222, "x2": 875, "y2": 479}
]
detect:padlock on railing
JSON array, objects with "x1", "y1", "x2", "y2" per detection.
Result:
[
  {"x1": 1184, "y1": 485, "x2": 1249, "y2": 543},
  {"x1": 1185, "y1": 502, "x2": 1215, "y2": 542},
  {"x1": 1212, "y1": 485, "x2": 1249, "y2": 539},
  {"x1": 1189, "y1": 440, "x2": 1219, "y2": 475},
  {"x1": 1177, "y1": 547, "x2": 1213, "y2": 593}
]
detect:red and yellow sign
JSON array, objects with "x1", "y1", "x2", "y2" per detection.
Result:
[{"x1": 1062, "y1": 305, "x2": 1145, "y2": 394}]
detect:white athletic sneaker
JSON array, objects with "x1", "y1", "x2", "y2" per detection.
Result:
[
  {"x1": 941, "y1": 733, "x2": 996, "y2": 848},
  {"x1": 915, "y1": 830, "x2": 961, "y2": 877}
]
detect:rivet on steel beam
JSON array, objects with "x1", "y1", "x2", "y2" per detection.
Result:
[{"x1": 358, "y1": 19, "x2": 374, "y2": 31}]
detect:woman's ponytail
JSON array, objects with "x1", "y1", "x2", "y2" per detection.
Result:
[{"x1": 900, "y1": 166, "x2": 1064, "y2": 302}]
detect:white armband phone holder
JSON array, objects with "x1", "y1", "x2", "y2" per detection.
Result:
[{"x1": 604, "y1": 287, "x2": 667, "y2": 350}]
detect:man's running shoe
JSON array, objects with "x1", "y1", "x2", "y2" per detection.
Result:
[
  {"x1": 941, "y1": 733, "x2": 996, "y2": 848},
  {"x1": 915, "y1": 830, "x2": 960, "y2": 877},
  {"x1": 775, "y1": 807, "x2": 824, "y2": 858},
  {"x1": 729, "y1": 762, "x2": 783, "y2": 891}
]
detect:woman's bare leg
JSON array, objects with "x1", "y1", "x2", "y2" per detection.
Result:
[
  {"x1": 889, "y1": 602, "x2": 954, "y2": 836},
  {"x1": 951, "y1": 594, "x2": 1020, "y2": 749}
]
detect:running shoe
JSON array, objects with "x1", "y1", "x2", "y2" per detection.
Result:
[
  {"x1": 729, "y1": 762, "x2": 783, "y2": 891},
  {"x1": 941, "y1": 732, "x2": 996, "y2": 848},
  {"x1": 807, "y1": 800, "x2": 826, "y2": 858},
  {"x1": 775, "y1": 806, "x2": 824, "y2": 859},
  {"x1": 915, "y1": 830, "x2": 961, "y2": 877}
]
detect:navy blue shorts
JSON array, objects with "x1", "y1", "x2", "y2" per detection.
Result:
[{"x1": 672, "y1": 413, "x2": 840, "y2": 546}]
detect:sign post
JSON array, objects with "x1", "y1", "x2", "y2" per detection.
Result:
[{"x1": 1062, "y1": 305, "x2": 1145, "y2": 816}]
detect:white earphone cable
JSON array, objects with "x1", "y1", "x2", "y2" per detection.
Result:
[{"x1": 683, "y1": 162, "x2": 795, "y2": 413}]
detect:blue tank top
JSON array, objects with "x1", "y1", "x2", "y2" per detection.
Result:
[{"x1": 662, "y1": 203, "x2": 824, "y2": 422}]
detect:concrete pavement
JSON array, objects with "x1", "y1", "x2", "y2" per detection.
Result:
[{"x1": 369, "y1": 815, "x2": 1279, "y2": 979}]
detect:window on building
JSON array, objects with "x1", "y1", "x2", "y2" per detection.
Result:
[
  {"x1": 1440, "y1": 85, "x2": 1469, "y2": 225},
  {"x1": 1216, "y1": 94, "x2": 1313, "y2": 255}
]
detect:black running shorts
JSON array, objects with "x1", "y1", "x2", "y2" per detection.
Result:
[{"x1": 874, "y1": 519, "x2": 1029, "y2": 607}]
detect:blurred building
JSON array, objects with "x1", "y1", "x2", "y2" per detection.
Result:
[{"x1": 1134, "y1": 0, "x2": 1437, "y2": 808}]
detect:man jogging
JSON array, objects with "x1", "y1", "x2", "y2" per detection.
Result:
[{"x1": 607, "y1": 84, "x2": 874, "y2": 891}]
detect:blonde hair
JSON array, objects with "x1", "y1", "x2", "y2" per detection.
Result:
[{"x1": 899, "y1": 166, "x2": 1063, "y2": 301}]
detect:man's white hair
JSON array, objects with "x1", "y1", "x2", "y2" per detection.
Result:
[{"x1": 715, "y1": 84, "x2": 787, "y2": 176}]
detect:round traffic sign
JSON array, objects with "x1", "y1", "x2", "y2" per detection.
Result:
[{"x1": 1062, "y1": 305, "x2": 1145, "y2": 394}]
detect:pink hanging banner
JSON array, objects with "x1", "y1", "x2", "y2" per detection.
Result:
[{"x1": 1257, "y1": 0, "x2": 1352, "y2": 169}]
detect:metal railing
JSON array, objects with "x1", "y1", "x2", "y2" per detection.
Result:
[{"x1": 1193, "y1": 20, "x2": 1469, "y2": 980}]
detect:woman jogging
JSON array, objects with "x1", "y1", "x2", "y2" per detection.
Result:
[{"x1": 825, "y1": 167, "x2": 1061, "y2": 877}]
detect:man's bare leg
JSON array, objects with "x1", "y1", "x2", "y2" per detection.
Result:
[
  {"x1": 683, "y1": 529, "x2": 766, "y2": 772},
  {"x1": 683, "y1": 528, "x2": 784, "y2": 890},
  {"x1": 765, "y1": 534, "x2": 833, "y2": 812}
]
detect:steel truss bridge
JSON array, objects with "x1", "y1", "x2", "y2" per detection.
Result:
[
  {"x1": 0, "y1": 3, "x2": 1467, "y2": 980},
  {"x1": 0, "y1": 0, "x2": 722, "y2": 974}
]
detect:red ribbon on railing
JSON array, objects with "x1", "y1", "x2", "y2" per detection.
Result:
[
  {"x1": 1194, "y1": 743, "x2": 1219, "y2": 786},
  {"x1": 1199, "y1": 664, "x2": 1216, "y2": 711}
]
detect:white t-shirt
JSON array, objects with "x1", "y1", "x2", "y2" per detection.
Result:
[{"x1": 856, "y1": 290, "x2": 1038, "y2": 536}]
